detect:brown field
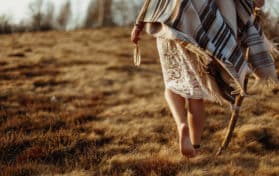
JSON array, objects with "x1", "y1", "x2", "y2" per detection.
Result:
[{"x1": 0, "y1": 27, "x2": 278, "y2": 176}]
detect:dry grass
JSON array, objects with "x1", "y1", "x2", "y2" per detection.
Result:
[{"x1": 0, "y1": 27, "x2": 278, "y2": 176}]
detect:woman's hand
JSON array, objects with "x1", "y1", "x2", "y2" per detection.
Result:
[
  {"x1": 131, "y1": 23, "x2": 144, "y2": 44},
  {"x1": 254, "y1": 0, "x2": 265, "y2": 8}
]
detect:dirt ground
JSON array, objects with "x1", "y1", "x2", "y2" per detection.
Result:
[{"x1": 0, "y1": 27, "x2": 278, "y2": 176}]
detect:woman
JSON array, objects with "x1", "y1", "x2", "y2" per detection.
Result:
[{"x1": 131, "y1": 0, "x2": 276, "y2": 158}]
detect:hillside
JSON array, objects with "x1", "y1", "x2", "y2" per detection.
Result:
[{"x1": 0, "y1": 27, "x2": 278, "y2": 176}]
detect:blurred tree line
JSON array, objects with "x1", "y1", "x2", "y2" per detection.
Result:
[
  {"x1": 0, "y1": 0, "x2": 141, "y2": 33},
  {"x1": 0, "y1": 0, "x2": 278, "y2": 44}
]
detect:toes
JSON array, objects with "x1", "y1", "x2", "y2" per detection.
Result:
[
  {"x1": 180, "y1": 138, "x2": 196, "y2": 158},
  {"x1": 182, "y1": 152, "x2": 196, "y2": 158},
  {"x1": 179, "y1": 125, "x2": 197, "y2": 158},
  {"x1": 181, "y1": 148, "x2": 196, "y2": 158}
]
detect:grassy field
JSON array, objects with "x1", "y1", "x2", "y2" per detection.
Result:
[{"x1": 0, "y1": 27, "x2": 278, "y2": 176}]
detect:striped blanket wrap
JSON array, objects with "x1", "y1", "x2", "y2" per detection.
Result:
[{"x1": 136, "y1": 0, "x2": 278, "y2": 106}]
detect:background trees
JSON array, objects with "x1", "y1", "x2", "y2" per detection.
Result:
[{"x1": 0, "y1": 0, "x2": 277, "y2": 37}]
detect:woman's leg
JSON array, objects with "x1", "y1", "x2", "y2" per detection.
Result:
[
  {"x1": 164, "y1": 88, "x2": 196, "y2": 157},
  {"x1": 187, "y1": 98, "x2": 206, "y2": 146}
]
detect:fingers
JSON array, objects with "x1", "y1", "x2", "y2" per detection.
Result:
[
  {"x1": 131, "y1": 22, "x2": 144, "y2": 44},
  {"x1": 132, "y1": 36, "x2": 140, "y2": 44},
  {"x1": 131, "y1": 28, "x2": 142, "y2": 44},
  {"x1": 131, "y1": 32, "x2": 140, "y2": 44}
]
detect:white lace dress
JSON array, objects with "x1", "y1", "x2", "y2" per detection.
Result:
[{"x1": 156, "y1": 37, "x2": 213, "y2": 100}]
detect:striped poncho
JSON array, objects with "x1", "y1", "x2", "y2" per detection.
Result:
[{"x1": 135, "y1": 0, "x2": 278, "y2": 106}]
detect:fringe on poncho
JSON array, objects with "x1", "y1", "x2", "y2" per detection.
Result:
[{"x1": 135, "y1": 0, "x2": 278, "y2": 107}]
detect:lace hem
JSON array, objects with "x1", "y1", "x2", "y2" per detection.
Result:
[
  {"x1": 157, "y1": 37, "x2": 215, "y2": 100},
  {"x1": 165, "y1": 85, "x2": 213, "y2": 100}
]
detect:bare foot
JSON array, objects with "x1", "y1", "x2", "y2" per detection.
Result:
[{"x1": 178, "y1": 124, "x2": 196, "y2": 158}]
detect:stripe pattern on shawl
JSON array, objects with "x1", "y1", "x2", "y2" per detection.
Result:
[
  {"x1": 235, "y1": 0, "x2": 276, "y2": 81},
  {"x1": 139, "y1": 0, "x2": 277, "y2": 104}
]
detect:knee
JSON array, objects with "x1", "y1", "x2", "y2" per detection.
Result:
[
  {"x1": 164, "y1": 88, "x2": 185, "y2": 102},
  {"x1": 164, "y1": 88, "x2": 177, "y2": 101}
]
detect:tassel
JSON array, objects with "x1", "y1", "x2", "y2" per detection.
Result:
[{"x1": 133, "y1": 44, "x2": 141, "y2": 66}]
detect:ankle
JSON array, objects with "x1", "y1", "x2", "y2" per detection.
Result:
[{"x1": 177, "y1": 123, "x2": 190, "y2": 137}]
